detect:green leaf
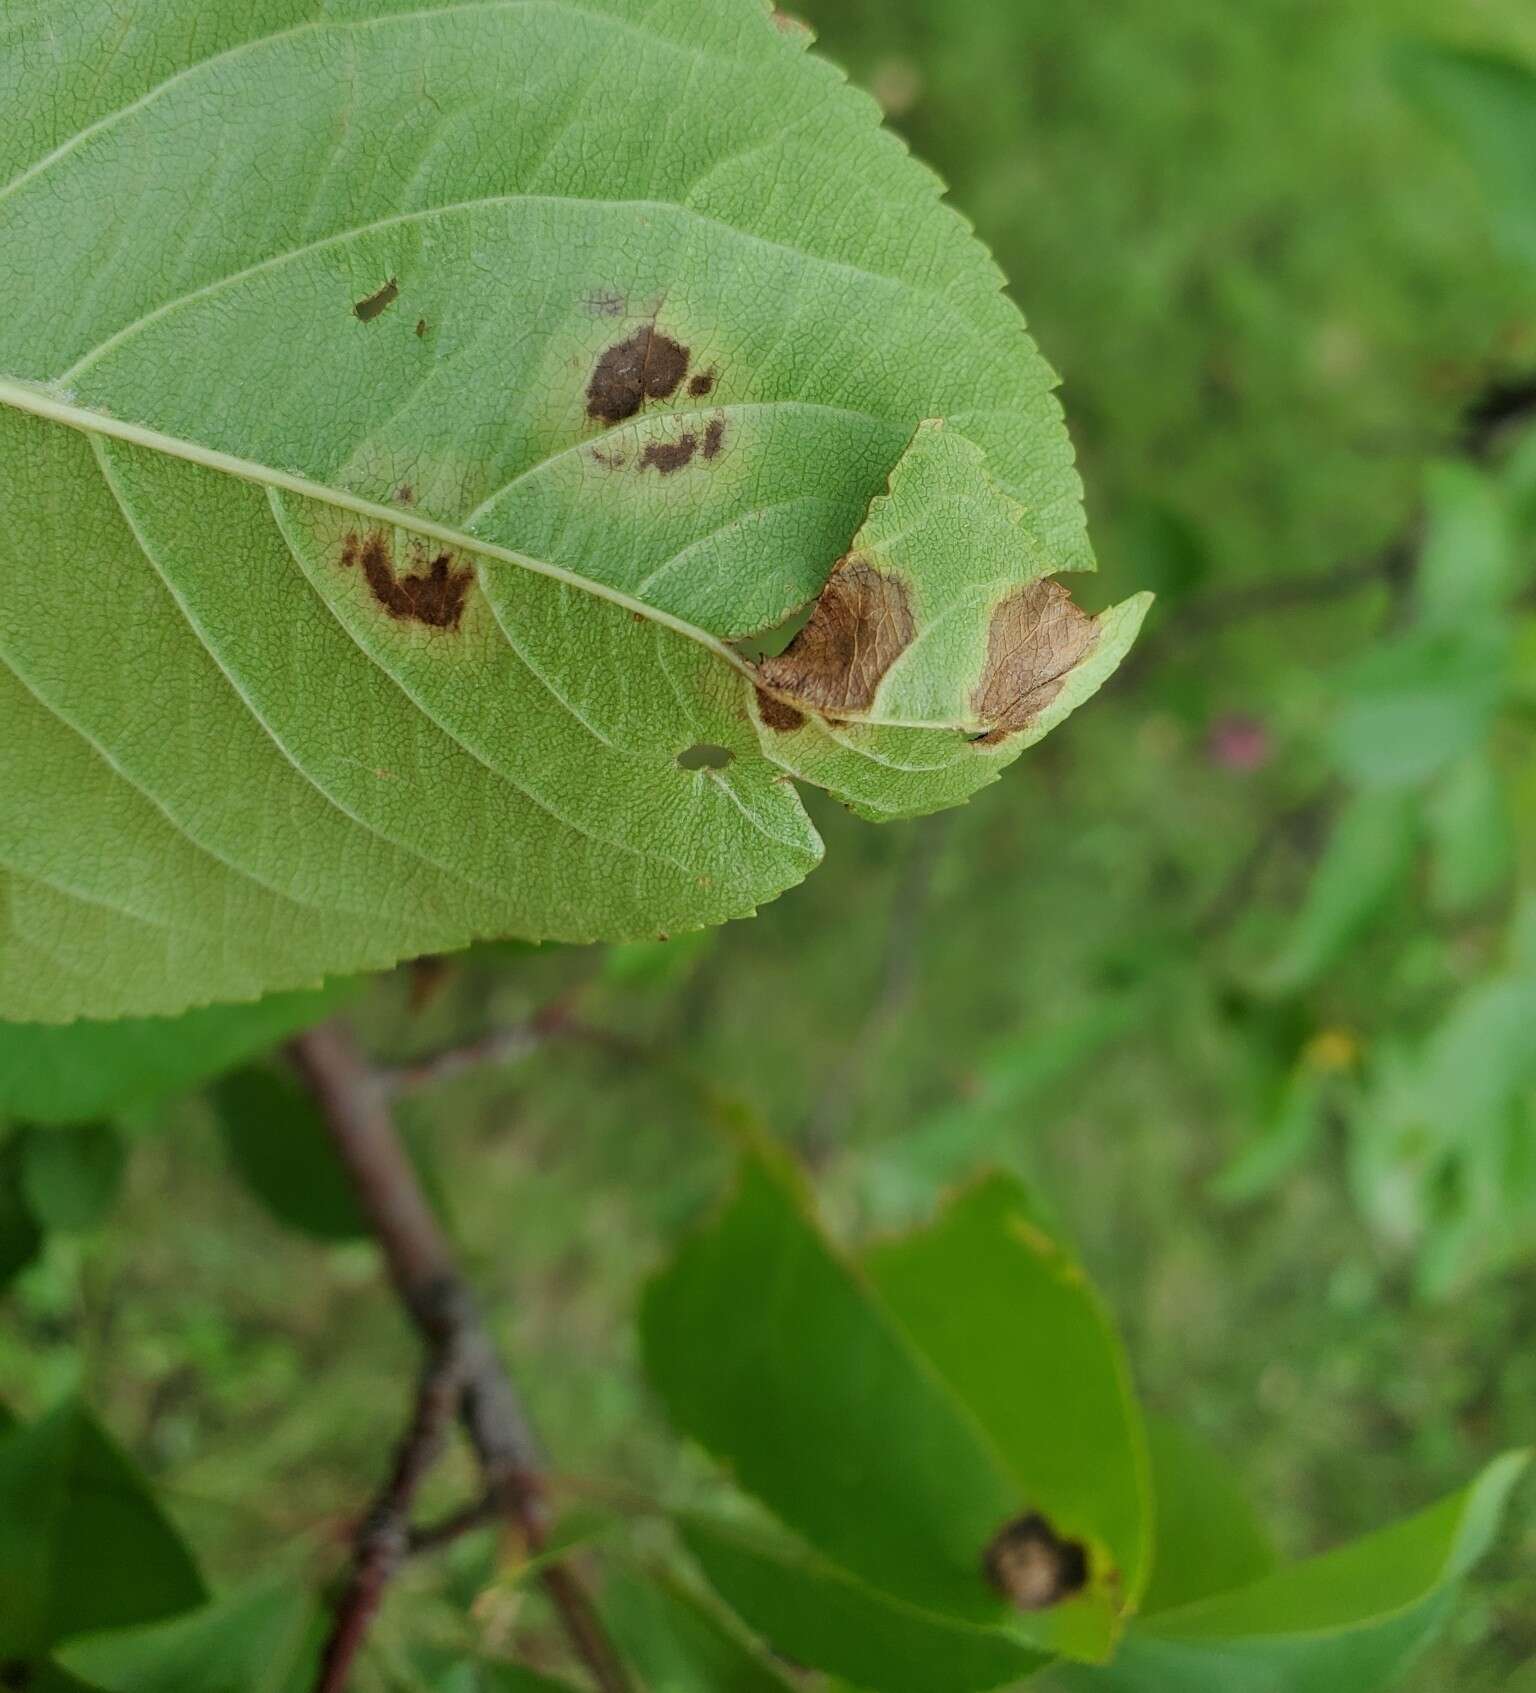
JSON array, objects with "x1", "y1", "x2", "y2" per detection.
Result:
[
  {"x1": 0, "y1": 0, "x2": 1139, "y2": 1023},
  {"x1": 1138, "y1": 1421, "x2": 1275, "y2": 1617},
  {"x1": 1260, "y1": 791, "x2": 1418, "y2": 994},
  {"x1": 861, "y1": 1174, "x2": 1150, "y2": 1657},
  {"x1": 0, "y1": 982, "x2": 358, "y2": 1125},
  {"x1": 18, "y1": 1123, "x2": 126, "y2": 1234},
  {"x1": 601, "y1": 1567, "x2": 797, "y2": 1692},
  {"x1": 0, "y1": 1401, "x2": 206, "y2": 1658},
  {"x1": 1426, "y1": 748, "x2": 1514, "y2": 915},
  {"x1": 679, "y1": 1515, "x2": 1048, "y2": 1693},
  {"x1": 1397, "y1": 45, "x2": 1536, "y2": 267},
  {"x1": 58, "y1": 1581, "x2": 323, "y2": 1693},
  {"x1": 1059, "y1": 1452, "x2": 1527, "y2": 1693},
  {"x1": 0, "y1": 1131, "x2": 45, "y2": 1293},
  {"x1": 210, "y1": 1067, "x2": 366, "y2": 1242},
  {"x1": 1415, "y1": 462, "x2": 1517, "y2": 635},
  {"x1": 641, "y1": 1152, "x2": 1148, "y2": 1663},
  {"x1": 1327, "y1": 629, "x2": 1505, "y2": 791}
]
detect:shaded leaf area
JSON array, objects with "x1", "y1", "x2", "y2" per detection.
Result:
[
  {"x1": 641, "y1": 1150, "x2": 1149, "y2": 1669},
  {"x1": 0, "y1": 981, "x2": 357, "y2": 1123},
  {"x1": 0, "y1": 0, "x2": 1143, "y2": 1022},
  {"x1": 210, "y1": 1068, "x2": 367, "y2": 1242},
  {"x1": 57, "y1": 1582, "x2": 324, "y2": 1693},
  {"x1": 600, "y1": 1566, "x2": 798, "y2": 1691},
  {"x1": 0, "y1": 1402, "x2": 205, "y2": 1663},
  {"x1": 1056, "y1": 1453, "x2": 1528, "y2": 1693}
]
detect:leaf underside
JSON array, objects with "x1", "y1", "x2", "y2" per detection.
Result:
[{"x1": 0, "y1": 0, "x2": 1144, "y2": 1020}]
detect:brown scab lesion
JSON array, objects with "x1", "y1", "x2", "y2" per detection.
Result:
[
  {"x1": 688, "y1": 369, "x2": 717, "y2": 397},
  {"x1": 755, "y1": 554, "x2": 916, "y2": 715},
  {"x1": 971, "y1": 579, "x2": 1099, "y2": 746},
  {"x1": 586, "y1": 324, "x2": 691, "y2": 424},
  {"x1": 983, "y1": 1513, "x2": 1091, "y2": 1613},
  {"x1": 754, "y1": 686, "x2": 806, "y2": 733},
  {"x1": 339, "y1": 528, "x2": 474, "y2": 631},
  {"x1": 353, "y1": 277, "x2": 400, "y2": 323},
  {"x1": 640, "y1": 433, "x2": 700, "y2": 475}
]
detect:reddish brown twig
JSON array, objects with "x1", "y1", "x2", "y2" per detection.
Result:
[{"x1": 288, "y1": 1021, "x2": 632, "y2": 1693}]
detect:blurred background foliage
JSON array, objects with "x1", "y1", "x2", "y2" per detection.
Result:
[{"x1": 6, "y1": 0, "x2": 1536, "y2": 1686}]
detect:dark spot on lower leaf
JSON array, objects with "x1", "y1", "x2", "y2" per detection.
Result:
[
  {"x1": 983, "y1": 1513, "x2": 1090, "y2": 1612},
  {"x1": 394, "y1": 484, "x2": 414, "y2": 505},
  {"x1": 592, "y1": 447, "x2": 629, "y2": 470},
  {"x1": 587, "y1": 325, "x2": 690, "y2": 424},
  {"x1": 641, "y1": 432, "x2": 699, "y2": 474},
  {"x1": 754, "y1": 686, "x2": 806, "y2": 732},
  {"x1": 972, "y1": 578, "x2": 1098, "y2": 744},
  {"x1": 339, "y1": 529, "x2": 474, "y2": 630},
  {"x1": 354, "y1": 277, "x2": 399, "y2": 322},
  {"x1": 703, "y1": 417, "x2": 726, "y2": 459},
  {"x1": 677, "y1": 743, "x2": 734, "y2": 770},
  {"x1": 688, "y1": 370, "x2": 717, "y2": 397},
  {"x1": 415, "y1": 317, "x2": 429, "y2": 337},
  {"x1": 756, "y1": 554, "x2": 915, "y2": 714}
]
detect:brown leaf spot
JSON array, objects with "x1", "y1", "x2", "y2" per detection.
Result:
[
  {"x1": 754, "y1": 686, "x2": 806, "y2": 733},
  {"x1": 983, "y1": 1514, "x2": 1090, "y2": 1612},
  {"x1": 703, "y1": 417, "x2": 726, "y2": 460},
  {"x1": 756, "y1": 555, "x2": 915, "y2": 715},
  {"x1": 339, "y1": 529, "x2": 474, "y2": 630},
  {"x1": 586, "y1": 325, "x2": 690, "y2": 424},
  {"x1": 688, "y1": 370, "x2": 716, "y2": 397},
  {"x1": 592, "y1": 447, "x2": 629, "y2": 470},
  {"x1": 394, "y1": 484, "x2": 415, "y2": 505},
  {"x1": 415, "y1": 317, "x2": 429, "y2": 337},
  {"x1": 354, "y1": 277, "x2": 399, "y2": 322},
  {"x1": 972, "y1": 579, "x2": 1098, "y2": 745},
  {"x1": 640, "y1": 432, "x2": 699, "y2": 475}
]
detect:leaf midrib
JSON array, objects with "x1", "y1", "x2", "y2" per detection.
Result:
[
  {"x1": 0, "y1": 375, "x2": 750, "y2": 673},
  {"x1": 1, "y1": 378, "x2": 998, "y2": 734}
]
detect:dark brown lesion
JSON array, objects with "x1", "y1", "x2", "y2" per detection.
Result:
[
  {"x1": 586, "y1": 324, "x2": 691, "y2": 424},
  {"x1": 339, "y1": 529, "x2": 474, "y2": 631},
  {"x1": 755, "y1": 555, "x2": 916, "y2": 716},
  {"x1": 983, "y1": 1513, "x2": 1091, "y2": 1612},
  {"x1": 971, "y1": 579, "x2": 1098, "y2": 745},
  {"x1": 753, "y1": 686, "x2": 806, "y2": 733},
  {"x1": 354, "y1": 277, "x2": 399, "y2": 322},
  {"x1": 639, "y1": 433, "x2": 699, "y2": 474},
  {"x1": 688, "y1": 369, "x2": 717, "y2": 397}
]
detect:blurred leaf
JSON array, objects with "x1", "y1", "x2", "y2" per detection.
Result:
[
  {"x1": 679, "y1": 1515, "x2": 1048, "y2": 1693},
  {"x1": 211, "y1": 1068, "x2": 365, "y2": 1242},
  {"x1": 1415, "y1": 462, "x2": 1517, "y2": 634},
  {"x1": 19, "y1": 1124, "x2": 126, "y2": 1234},
  {"x1": 0, "y1": 981, "x2": 359, "y2": 1126},
  {"x1": 858, "y1": 994, "x2": 1151, "y2": 1226},
  {"x1": 58, "y1": 1581, "x2": 323, "y2": 1693},
  {"x1": 601, "y1": 932, "x2": 717, "y2": 991},
  {"x1": 1059, "y1": 1452, "x2": 1526, "y2": 1692},
  {"x1": 0, "y1": 1401, "x2": 205, "y2": 1658},
  {"x1": 0, "y1": 1131, "x2": 45, "y2": 1292},
  {"x1": 1211, "y1": 1065, "x2": 1327, "y2": 1204},
  {"x1": 641, "y1": 1152, "x2": 1147, "y2": 1663},
  {"x1": 1426, "y1": 749, "x2": 1514, "y2": 915},
  {"x1": 1138, "y1": 1421, "x2": 1275, "y2": 1616},
  {"x1": 1260, "y1": 792, "x2": 1418, "y2": 993},
  {"x1": 22, "y1": 1664, "x2": 111, "y2": 1693},
  {"x1": 1114, "y1": 499, "x2": 1211, "y2": 606},
  {"x1": 1398, "y1": 45, "x2": 1536, "y2": 267},
  {"x1": 862, "y1": 1175, "x2": 1151, "y2": 1653},
  {"x1": 1327, "y1": 629, "x2": 1504, "y2": 790},
  {"x1": 602, "y1": 1567, "x2": 796, "y2": 1692}
]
